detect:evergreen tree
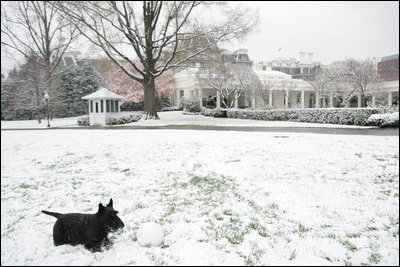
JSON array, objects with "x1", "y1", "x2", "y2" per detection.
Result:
[{"x1": 56, "y1": 64, "x2": 102, "y2": 117}]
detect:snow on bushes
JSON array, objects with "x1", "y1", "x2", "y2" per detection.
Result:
[
  {"x1": 201, "y1": 107, "x2": 228, "y2": 118},
  {"x1": 106, "y1": 112, "x2": 142, "y2": 125},
  {"x1": 77, "y1": 116, "x2": 89, "y2": 126},
  {"x1": 225, "y1": 108, "x2": 394, "y2": 126},
  {"x1": 367, "y1": 112, "x2": 399, "y2": 128},
  {"x1": 183, "y1": 97, "x2": 201, "y2": 113},
  {"x1": 161, "y1": 106, "x2": 182, "y2": 112},
  {"x1": 76, "y1": 112, "x2": 142, "y2": 126}
]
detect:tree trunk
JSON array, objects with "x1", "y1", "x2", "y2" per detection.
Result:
[
  {"x1": 36, "y1": 85, "x2": 41, "y2": 124},
  {"x1": 142, "y1": 76, "x2": 159, "y2": 120}
]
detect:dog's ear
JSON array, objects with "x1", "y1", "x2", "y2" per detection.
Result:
[
  {"x1": 98, "y1": 203, "x2": 105, "y2": 214},
  {"x1": 107, "y1": 198, "x2": 113, "y2": 207}
]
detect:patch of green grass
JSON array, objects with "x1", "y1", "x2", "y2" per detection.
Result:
[
  {"x1": 214, "y1": 213, "x2": 224, "y2": 221},
  {"x1": 19, "y1": 183, "x2": 31, "y2": 189},
  {"x1": 298, "y1": 223, "x2": 311, "y2": 233},
  {"x1": 346, "y1": 232, "x2": 362, "y2": 238},
  {"x1": 289, "y1": 249, "x2": 296, "y2": 260},
  {"x1": 135, "y1": 203, "x2": 145, "y2": 209},
  {"x1": 46, "y1": 164, "x2": 57, "y2": 170},
  {"x1": 368, "y1": 252, "x2": 381, "y2": 264},
  {"x1": 364, "y1": 226, "x2": 378, "y2": 232},
  {"x1": 226, "y1": 231, "x2": 245, "y2": 245},
  {"x1": 223, "y1": 209, "x2": 233, "y2": 216},
  {"x1": 268, "y1": 202, "x2": 279, "y2": 210},
  {"x1": 225, "y1": 159, "x2": 241, "y2": 164},
  {"x1": 341, "y1": 240, "x2": 358, "y2": 252},
  {"x1": 248, "y1": 221, "x2": 259, "y2": 230},
  {"x1": 324, "y1": 256, "x2": 332, "y2": 262},
  {"x1": 245, "y1": 253, "x2": 255, "y2": 266},
  {"x1": 344, "y1": 260, "x2": 352, "y2": 266},
  {"x1": 380, "y1": 190, "x2": 391, "y2": 196},
  {"x1": 327, "y1": 233, "x2": 336, "y2": 239}
]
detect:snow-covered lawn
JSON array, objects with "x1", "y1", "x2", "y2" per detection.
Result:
[{"x1": 1, "y1": 129, "x2": 399, "y2": 265}]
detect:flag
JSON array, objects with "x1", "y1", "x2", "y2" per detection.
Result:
[{"x1": 277, "y1": 47, "x2": 282, "y2": 52}]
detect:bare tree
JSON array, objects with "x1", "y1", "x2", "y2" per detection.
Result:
[
  {"x1": 344, "y1": 57, "x2": 380, "y2": 107},
  {"x1": 277, "y1": 79, "x2": 296, "y2": 108},
  {"x1": 1, "y1": 1, "x2": 78, "y2": 122},
  {"x1": 197, "y1": 60, "x2": 241, "y2": 108},
  {"x1": 231, "y1": 64, "x2": 262, "y2": 108},
  {"x1": 257, "y1": 80, "x2": 275, "y2": 108},
  {"x1": 304, "y1": 67, "x2": 334, "y2": 108},
  {"x1": 52, "y1": 1, "x2": 258, "y2": 119}
]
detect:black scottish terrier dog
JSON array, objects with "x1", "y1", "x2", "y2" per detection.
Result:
[{"x1": 42, "y1": 198, "x2": 124, "y2": 252}]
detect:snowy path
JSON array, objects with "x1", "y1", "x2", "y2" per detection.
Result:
[{"x1": 1, "y1": 129, "x2": 399, "y2": 265}]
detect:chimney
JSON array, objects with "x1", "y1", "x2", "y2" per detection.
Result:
[
  {"x1": 299, "y1": 52, "x2": 305, "y2": 61},
  {"x1": 307, "y1": 52, "x2": 314, "y2": 61}
]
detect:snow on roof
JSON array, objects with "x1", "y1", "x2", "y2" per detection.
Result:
[
  {"x1": 254, "y1": 70, "x2": 291, "y2": 79},
  {"x1": 81, "y1": 87, "x2": 124, "y2": 100}
]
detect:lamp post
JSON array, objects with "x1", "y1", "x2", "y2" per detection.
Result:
[{"x1": 44, "y1": 91, "x2": 50, "y2": 127}]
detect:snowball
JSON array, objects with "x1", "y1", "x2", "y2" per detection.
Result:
[{"x1": 136, "y1": 222, "x2": 164, "y2": 247}]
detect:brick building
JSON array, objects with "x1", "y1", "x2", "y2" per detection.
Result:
[{"x1": 378, "y1": 54, "x2": 399, "y2": 81}]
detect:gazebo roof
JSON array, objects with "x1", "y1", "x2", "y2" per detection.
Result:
[{"x1": 82, "y1": 87, "x2": 124, "y2": 100}]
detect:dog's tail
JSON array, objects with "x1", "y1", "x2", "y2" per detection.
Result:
[{"x1": 41, "y1": 210, "x2": 62, "y2": 218}]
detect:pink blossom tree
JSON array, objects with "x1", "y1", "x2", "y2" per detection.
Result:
[{"x1": 104, "y1": 61, "x2": 174, "y2": 106}]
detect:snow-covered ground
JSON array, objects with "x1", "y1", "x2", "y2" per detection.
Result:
[
  {"x1": 1, "y1": 111, "x2": 378, "y2": 129},
  {"x1": 1, "y1": 129, "x2": 398, "y2": 265}
]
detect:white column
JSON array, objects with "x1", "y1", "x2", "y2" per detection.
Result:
[
  {"x1": 315, "y1": 92, "x2": 320, "y2": 108},
  {"x1": 199, "y1": 89, "x2": 203, "y2": 108},
  {"x1": 388, "y1": 91, "x2": 393, "y2": 106},
  {"x1": 251, "y1": 94, "x2": 256, "y2": 108},
  {"x1": 216, "y1": 94, "x2": 221, "y2": 108},
  {"x1": 301, "y1": 90, "x2": 305, "y2": 108},
  {"x1": 329, "y1": 94, "x2": 334, "y2": 108},
  {"x1": 357, "y1": 94, "x2": 362, "y2": 108},
  {"x1": 234, "y1": 94, "x2": 239, "y2": 108},
  {"x1": 372, "y1": 95, "x2": 376, "y2": 106},
  {"x1": 269, "y1": 91, "x2": 273, "y2": 107},
  {"x1": 285, "y1": 90, "x2": 289, "y2": 108}
]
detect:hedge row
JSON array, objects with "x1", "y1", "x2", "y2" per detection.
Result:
[
  {"x1": 366, "y1": 112, "x2": 399, "y2": 128},
  {"x1": 200, "y1": 107, "x2": 227, "y2": 118},
  {"x1": 161, "y1": 106, "x2": 182, "y2": 112},
  {"x1": 77, "y1": 112, "x2": 143, "y2": 126},
  {"x1": 204, "y1": 107, "x2": 397, "y2": 126}
]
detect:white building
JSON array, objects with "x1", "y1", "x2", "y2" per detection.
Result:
[
  {"x1": 172, "y1": 63, "x2": 316, "y2": 109},
  {"x1": 171, "y1": 49, "x2": 399, "y2": 109},
  {"x1": 81, "y1": 87, "x2": 124, "y2": 126}
]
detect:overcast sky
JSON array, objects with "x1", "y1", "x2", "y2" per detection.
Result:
[
  {"x1": 1, "y1": 1, "x2": 399, "y2": 74},
  {"x1": 223, "y1": 1, "x2": 399, "y2": 64}
]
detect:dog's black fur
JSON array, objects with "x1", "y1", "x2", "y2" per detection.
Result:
[{"x1": 42, "y1": 198, "x2": 124, "y2": 252}]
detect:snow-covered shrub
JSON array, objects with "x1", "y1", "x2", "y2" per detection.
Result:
[
  {"x1": 178, "y1": 97, "x2": 185, "y2": 110},
  {"x1": 106, "y1": 112, "x2": 142, "y2": 125},
  {"x1": 77, "y1": 116, "x2": 89, "y2": 126},
  {"x1": 161, "y1": 106, "x2": 181, "y2": 112},
  {"x1": 183, "y1": 97, "x2": 201, "y2": 113},
  {"x1": 366, "y1": 112, "x2": 399, "y2": 128},
  {"x1": 226, "y1": 108, "x2": 387, "y2": 126},
  {"x1": 200, "y1": 107, "x2": 227, "y2": 118}
]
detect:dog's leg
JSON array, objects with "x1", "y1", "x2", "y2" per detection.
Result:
[
  {"x1": 85, "y1": 242, "x2": 102, "y2": 252},
  {"x1": 52, "y1": 220, "x2": 67, "y2": 246}
]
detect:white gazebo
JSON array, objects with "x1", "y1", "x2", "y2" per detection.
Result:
[{"x1": 82, "y1": 87, "x2": 124, "y2": 126}]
